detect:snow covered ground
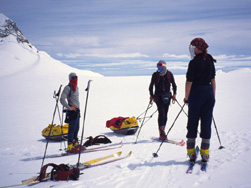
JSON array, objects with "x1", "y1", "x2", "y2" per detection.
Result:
[{"x1": 1, "y1": 26, "x2": 251, "y2": 188}]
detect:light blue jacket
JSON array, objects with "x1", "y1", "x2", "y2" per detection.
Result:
[{"x1": 60, "y1": 85, "x2": 80, "y2": 110}]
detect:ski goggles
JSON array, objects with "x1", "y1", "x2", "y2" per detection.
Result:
[{"x1": 157, "y1": 62, "x2": 164, "y2": 67}]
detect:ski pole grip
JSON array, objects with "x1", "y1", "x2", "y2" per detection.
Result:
[
  {"x1": 85, "y1": 80, "x2": 92, "y2": 91},
  {"x1": 56, "y1": 85, "x2": 63, "y2": 97}
]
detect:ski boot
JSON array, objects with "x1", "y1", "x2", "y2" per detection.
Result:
[
  {"x1": 67, "y1": 143, "x2": 80, "y2": 153},
  {"x1": 200, "y1": 148, "x2": 209, "y2": 162},
  {"x1": 159, "y1": 126, "x2": 167, "y2": 141},
  {"x1": 187, "y1": 148, "x2": 197, "y2": 162},
  {"x1": 73, "y1": 140, "x2": 85, "y2": 151}
]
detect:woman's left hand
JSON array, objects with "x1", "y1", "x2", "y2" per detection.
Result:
[{"x1": 172, "y1": 94, "x2": 176, "y2": 103}]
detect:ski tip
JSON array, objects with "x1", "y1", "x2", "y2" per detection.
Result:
[
  {"x1": 180, "y1": 140, "x2": 186, "y2": 146},
  {"x1": 195, "y1": 146, "x2": 200, "y2": 152},
  {"x1": 117, "y1": 151, "x2": 122, "y2": 156},
  {"x1": 128, "y1": 151, "x2": 132, "y2": 156}
]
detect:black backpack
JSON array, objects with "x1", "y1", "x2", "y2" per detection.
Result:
[{"x1": 83, "y1": 135, "x2": 112, "y2": 147}]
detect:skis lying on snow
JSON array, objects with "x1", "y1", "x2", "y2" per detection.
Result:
[
  {"x1": 186, "y1": 146, "x2": 207, "y2": 174},
  {"x1": 28, "y1": 151, "x2": 131, "y2": 186},
  {"x1": 1, "y1": 151, "x2": 131, "y2": 188},
  {"x1": 151, "y1": 137, "x2": 185, "y2": 146},
  {"x1": 22, "y1": 141, "x2": 123, "y2": 161},
  {"x1": 83, "y1": 150, "x2": 132, "y2": 168},
  {"x1": 61, "y1": 141, "x2": 123, "y2": 156}
]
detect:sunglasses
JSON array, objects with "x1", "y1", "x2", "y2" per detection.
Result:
[
  {"x1": 72, "y1": 76, "x2": 78, "y2": 79},
  {"x1": 157, "y1": 62, "x2": 164, "y2": 67}
]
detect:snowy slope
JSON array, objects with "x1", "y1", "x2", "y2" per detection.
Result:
[{"x1": 1, "y1": 15, "x2": 251, "y2": 188}]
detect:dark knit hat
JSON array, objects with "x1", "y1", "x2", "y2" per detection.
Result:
[
  {"x1": 157, "y1": 60, "x2": 166, "y2": 66},
  {"x1": 190, "y1": 38, "x2": 208, "y2": 51},
  {"x1": 69, "y1": 72, "x2": 77, "y2": 80}
]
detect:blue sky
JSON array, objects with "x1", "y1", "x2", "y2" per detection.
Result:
[{"x1": 1, "y1": 0, "x2": 251, "y2": 76}]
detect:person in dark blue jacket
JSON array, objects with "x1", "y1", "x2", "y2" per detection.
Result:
[{"x1": 184, "y1": 38, "x2": 216, "y2": 162}]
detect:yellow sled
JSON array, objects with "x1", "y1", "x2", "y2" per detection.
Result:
[
  {"x1": 106, "y1": 116, "x2": 139, "y2": 135},
  {"x1": 42, "y1": 124, "x2": 68, "y2": 141}
]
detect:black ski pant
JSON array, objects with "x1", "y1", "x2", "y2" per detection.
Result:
[
  {"x1": 186, "y1": 84, "x2": 215, "y2": 139},
  {"x1": 156, "y1": 99, "x2": 171, "y2": 128},
  {"x1": 68, "y1": 113, "x2": 80, "y2": 144}
]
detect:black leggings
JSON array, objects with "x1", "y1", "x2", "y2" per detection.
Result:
[{"x1": 156, "y1": 99, "x2": 170, "y2": 127}]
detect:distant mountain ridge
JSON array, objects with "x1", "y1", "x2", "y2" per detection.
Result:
[
  {"x1": 0, "y1": 13, "x2": 31, "y2": 47},
  {"x1": 0, "y1": 13, "x2": 103, "y2": 78}
]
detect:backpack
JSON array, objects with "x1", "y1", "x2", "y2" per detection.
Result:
[
  {"x1": 156, "y1": 70, "x2": 172, "y2": 84},
  {"x1": 155, "y1": 70, "x2": 173, "y2": 102},
  {"x1": 83, "y1": 135, "x2": 112, "y2": 147},
  {"x1": 39, "y1": 163, "x2": 80, "y2": 181}
]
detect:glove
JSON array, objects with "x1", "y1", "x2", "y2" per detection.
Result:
[
  {"x1": 150, "y1": 95, "x2": 158, "y2": 103},
  {"x1": 183, "y1": 98, "x2": 188, "y2": 104}
]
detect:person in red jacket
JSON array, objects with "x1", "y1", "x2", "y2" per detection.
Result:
[
  {"x1": 149, "y1": 60, "x2": 177, "y2": 141},
  {"x1": 184, "y1": 38, "x2": 216, "y2": 162}
]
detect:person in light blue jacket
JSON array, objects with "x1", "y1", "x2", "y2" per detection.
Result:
[{"x1": 60, "y1": 72, "x2": 83, "y2": 153}]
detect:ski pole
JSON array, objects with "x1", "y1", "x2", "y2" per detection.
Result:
[
  {"x1": 134, "y1": 101, "x2": 153, "y2": 144},
  {"x1": 55, "y1": 99, "x2": 64, "y2": 150},
  {"x1": 178, "y1": 99, "x2": 204, "y2": 136},
  {"x1": 153, "y1": 103, "x2": 185, "y2": 158},
  {"x1": 137, "y1": 111, "x2": 157, "y2": 121},
  {"x1": 213, "y1": 116, "x2": 224, "y2": 149},
  {"x1": 126, "y1": 106, "x2": 151, "y2": 131},
  {"x1": 59, "y1": 108, "x2": 67, "y2": 151},
  {"x1": 41, "y1": 85, "x2": 62, "y2": 168},
  {"x1": 175, "y1": 99, "x2": 188, "y2": 117},
  {"x1": 77, "y1": 80, "x2": 92, "y2": 168},
  {"x1": 138, "y1": 109, "x2": 157, "y2": 127},
  {"x1": 176, "y1": 100, "x2": 222, "y2": 149},
  {"x1": 136, "y1": 103, "x2": 153, "y2": 120},
  {"x1": 128, "y1": 108, "x2": 157, "y2": 132}
]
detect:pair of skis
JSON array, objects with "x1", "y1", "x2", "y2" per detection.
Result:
[
  {"x1": 1, "y1": 150, "x2": 132, "y2": 188},
  {"x1": 152, "y1": 140, "x2": 207, "y2": 173},
  {"x1": 61, "y1": 141, "x2": 123, "y2": 156},
  {"x1": 22, "y1": 141, "x2": 123, "y2": 161},
  {"x1": 186, "y1": 160, "x2": 207, "y2": 174},
  {"x1": 151, "y1": 137, "x2": 185, "y2": 146},
  {"x1": 186, "y1": 146, "x2": 207, "y2": 174}
]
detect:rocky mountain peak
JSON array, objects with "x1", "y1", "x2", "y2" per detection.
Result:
[{"x1": 0, "y1": 13, "x2": 31, "y2": 46}]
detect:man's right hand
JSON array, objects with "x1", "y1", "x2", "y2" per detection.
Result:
[{"x1": 69, "y1": 105, "x2": 77, "y2": 111}]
